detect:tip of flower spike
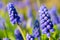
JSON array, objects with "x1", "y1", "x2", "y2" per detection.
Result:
[
  {"x1": 26, "y1": 33, "x2": 30, "y2": 37},
  {"x1": 34, "y1": 20, "x2": 39, "y2": 28},
  {"x1": 7, "y1": 3, "x2": 13, "y2": 7},
  {"x1": 7, "y1": 3, "x2": 15, "y2": 15},
  {"x1": 14, "y1": 28, "x2": 20, "y2": 35},
  {"x1": 38, "y1": 5, "x2": 48, "y2": 13},
  {"x1": 40, "y1": 5, "x2": 46, "y2": 9}
]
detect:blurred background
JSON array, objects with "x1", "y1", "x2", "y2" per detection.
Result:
[{"x1": 0, "y1": 0, "x2": 60, "y2": 40}]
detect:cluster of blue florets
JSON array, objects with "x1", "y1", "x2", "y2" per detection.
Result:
[
  {"x1": 32, "y1": 20, "x2": 40, "y2": 40},
  {"x1": 7, "y1": 3, "x2": 21, "y2": 25},
  {"x1": 39, "y1": 5, "x2": 54, "y2": 38}
]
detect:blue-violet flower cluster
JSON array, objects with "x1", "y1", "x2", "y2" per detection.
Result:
[{"x1": 39, "y1": 5, "x2": 54, "y2": 38}]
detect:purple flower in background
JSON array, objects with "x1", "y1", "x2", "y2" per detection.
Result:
[
  {"x1": 0, "y1": 16, "x2": 5, "y2": 30},
  {"x1": 57, "y1": 15, "x2": 60, "y2": 30},
  {"x1": 19, "y1": 14, "x2": 24, "y2": 22},
  {"x1": 32, "y1": 20, "x2": 40, "y2": 40},
  {"x1": 19, "y1": 14, "x2": 27, "y2": 27},
  {"x1": 39, "y1": 5, "x2": 54, "y2": 38},
  {"x1": 0, "y1": 2, "x2": 3, "y2": 9},
  {"x1": 25, "y1": 0, "x2": 30, "y2": 6},
  {"x1": 22, "y1": 20, "x2": 27, "y2": 27},
  {"x1": 26, "y1": 33, "x2": 34, "y2": 40},
  {"x1": 58, "y1": 15, "x2": 60, "y2": 23},
  {"x1": 7, "y1": 3, "x2": 21, "y2": 25},
  {"x1": 49, "y1": 6, "x2": 60, "y2": 24},
  {"x1": 14, "y1": 28, "x2": 23, "y2": 40},
  {"x1": 3, "y1": 38, "x2": 9, "y2": 40},
  {"x1": 13, "y1": 1, "x2": 25, "y2": 8},
  {"x1": 57, "y1": 23, "x2": 60, "y2": 30},
  {"x1": 27, "y1": 7, "x2": 32, "y2": 18},
  {"x1": 34, "y1": 3, "x2": 38, "y2": 11}
]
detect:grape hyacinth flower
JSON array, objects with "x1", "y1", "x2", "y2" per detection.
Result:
[
  {"x1": 26, "y1": 33, "x2": 34, "y2": 40},
  {"x1": 19, "y1": 14, "x2": 24, "y2": 22},
  {"x1": 19, "y1": 14, "x2": 27, "y2": 28},
  {"x1": 14, "y1": 28, "x2": 23, "y2": 40},
  {"x1": 32, "y1": 20, "x2": 40, "y2": 40},
  {"x1": 0, "y1": 1, "x2": 3, "y2": 9},
  {"x1": 39, "y1": 5, "x2": 54, "y2": 38},
  {"x1": 0, "y1": 16, "x2": 5, "y2": 30},
  {"x1": 7, "y1": 3, "x2": 21, "y2": 25},
  {"x1": 3, "y1": 38, "x2": 9, "y2": 40},
  {"x1": 7, "y1": 3, "x2": 26, "y2": 40},
  {"x1": 27, "y1": 7, "x2": 32, "y2": 18},
  {"x1": 49, "y1": 6, "x2": 60, "y2": 24}
]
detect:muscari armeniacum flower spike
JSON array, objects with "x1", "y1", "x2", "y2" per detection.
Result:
[
  {"x1": 49, "y1": 6, "x2": 60, "y2": 24},
  {"x1": 14, "y1": 28, "x2": 23, "y2": 40},
  {"x1": 26, "y1": 33, "x2": 34, "y2": 40},
  {"x1": 7, "y1": 3, "x2": 26, "y2": 40},
  {"x1": 7, "y1": 3, "x2": 21, "y2": 25},
  {"x1": 32, "y1": 20, "x2": 40, "y2": 40},
  {"x1": 38, "y1": 5, "x2": 54, "y2": 38}
]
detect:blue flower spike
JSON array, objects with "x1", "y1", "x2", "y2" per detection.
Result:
[
  {"x1": 49, "y1": 6, "x2": 60, "y2": 24},
  {"x1": 39, "y1": 5, "x2": 54, "y2": 38},
  {"x1": 7, "y1": 3, "x2": 21, "y2": 25},
  {"x1": 32, "y1": 20, "x2": 40, "y2": 40},
  {"x1": 7, "y1": 3, "x2": 26, "y2": 40}
]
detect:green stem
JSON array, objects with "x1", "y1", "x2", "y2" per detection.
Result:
[{"x1": 17, "y1": 24, "x2": 26, "y2": 40}]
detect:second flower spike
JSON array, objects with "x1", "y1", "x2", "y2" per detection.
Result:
[{"x1": 39, "y1": 5, "x2": 54, "y2": 38}]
